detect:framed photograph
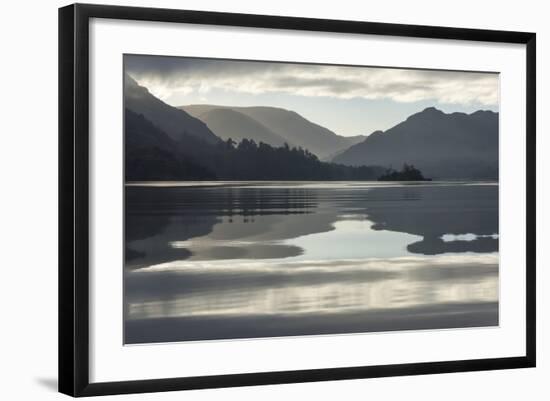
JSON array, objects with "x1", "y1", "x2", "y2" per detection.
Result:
[{"x1": 58, "y1": 3, "x2": 536, "y2": 397}]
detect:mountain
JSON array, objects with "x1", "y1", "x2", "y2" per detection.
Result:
[
  {"x1": 125, "y1": 109, "x2": 384, "y2": 182},
  {"x1": 124, "y1": 75, "x2": 219, "y2": 144},
  {"x1": 345, "y1": 134, "x2": 367, "y2": 143},
  {"x1": 324, "y1": 135, "x2": 367, "y2": 161},
  {"x1": 125, "y1": 108, "x2": 175, "y2": 152},
  {"x1": 188, "y1": 107, "x2": 290, "y2": 147},
  {"x1": 333, "y1": 107, "x2": 499, "y2": 180},
  {"x1": 125, "y1": 108, "x2": 384, "y2": 181},
  {"x1": 125, "y1": 109, "x2": 216, "y2": 181},
  {"x1": 180, "y1": 105, "x2": 364, "y2": 159}
]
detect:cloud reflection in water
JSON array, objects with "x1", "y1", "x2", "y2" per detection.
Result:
[
  {"x1": 124, "y1": 182, "x2": 499, "y2": 343},
  {"x1": 127, "y1": 253, "x2": 497, "y2": 320}
]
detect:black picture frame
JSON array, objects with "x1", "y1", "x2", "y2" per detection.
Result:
[{"x1": 59, "y1": 3, "x2": 536, "y2": 397}]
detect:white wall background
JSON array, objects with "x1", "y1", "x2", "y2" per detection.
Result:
[{"x1": 0, "y1": 0, "x2": 547, "y2": 399}]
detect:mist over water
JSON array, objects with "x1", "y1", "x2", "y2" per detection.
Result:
[{"x1": 124, "y1": 181, "x2": 498, "y2": 343}]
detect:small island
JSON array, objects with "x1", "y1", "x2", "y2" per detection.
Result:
[{"x1": 378, "y1": 163, "x2": 431, "y2": 181}]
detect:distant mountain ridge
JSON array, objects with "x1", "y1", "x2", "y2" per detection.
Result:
[
  {"x1": 189, "y1": 107, "x2": 290, "y2": 147},
  {"x1": 124, "y1": 79, "x2": 384, "y2": 181},
  {"x1": 124, "y1": 77, "x2": 496, "y2": 181},
  {"x1": 125, "y1": 108, "x2": 385, "y2": 181},
  {"x1": 180, "y1": 104, "x2": 365, "y2": 159},
  {"x1": 333, "y1": 107, "x2": 499, "y2": 180}
]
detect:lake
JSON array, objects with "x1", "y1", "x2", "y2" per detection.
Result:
[{"x1": 124, "y1": 181, "x2": 499, "y2": 344}]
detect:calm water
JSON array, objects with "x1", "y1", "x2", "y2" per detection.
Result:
[{"x1": 124, "y1": 181, "x2": 499, "y2": 344}]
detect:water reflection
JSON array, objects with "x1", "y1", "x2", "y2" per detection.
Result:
[
  {"x1": 125, "y1": 185, "x2": 327, "y2": 268},
  {"x1": 125, "y1": 181, "x2": 499, "y2": 343},
  {"x1": 364, "y1": 184, "x2": 499, "y2": 255}
]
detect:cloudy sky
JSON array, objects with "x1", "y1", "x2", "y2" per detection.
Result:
[{"x1": 125, "y1": 55, "x2": 499, "y2": 137}]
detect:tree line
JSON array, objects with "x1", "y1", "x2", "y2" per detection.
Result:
[
  {"x1": 125, "y1": 109, "x2": 386, "y2": 181},
  {"x1": 125, "y1": 109, "x2": 427, "y2": 182}
]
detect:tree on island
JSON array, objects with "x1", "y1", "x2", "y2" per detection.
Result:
[{"x1": 377, "y1": 163, "x2": 431, "y2": 181}]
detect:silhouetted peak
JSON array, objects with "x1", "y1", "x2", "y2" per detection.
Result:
[
  {"x1": 368, "y1": 130, "x2": 384, "y2": 139},
  {"x1": 421, "y1": 106, "x2": 445, "y2": 115},
  {"x1": 406, "y1": 106, "x2": 444, "y2": 121},
  {"x1": 470, "y1": 109, "x2": 498, "y2": 116},
  {"x1": 333, "y1": 105, "x2": 499, "y2": 180}
]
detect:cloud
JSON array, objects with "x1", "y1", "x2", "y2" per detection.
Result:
[{"x1": 125, "y1": 55, "x2": 499, "y2": 106}]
